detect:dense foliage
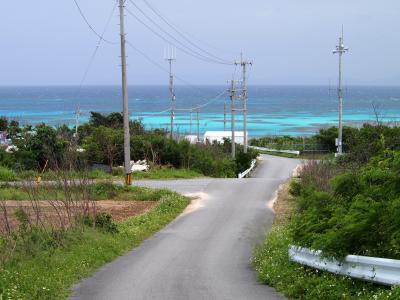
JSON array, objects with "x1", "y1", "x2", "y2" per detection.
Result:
[
  {"x1": 291, "y1": 150, "x2": 400, "y2": 259},
  {"x1": 0, "y1": 113, "x2": 257, "y2": 179}
]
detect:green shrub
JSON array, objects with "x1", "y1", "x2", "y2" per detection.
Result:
[
  {"x1": 291, "y1": 150, "x2": 400, "y2": 259},
  {"x1": 95, "y1": 213, "x2": 118, "y2": 233},
  {"x1": 90, "y1": 182, "x2": 117, "y2": 199},
  {"x1": 289, "y1": 180, "x2": 302, "y2": 196},
  {"x1": 0, "y1": 166, "x2": 16, "y2": 181}
]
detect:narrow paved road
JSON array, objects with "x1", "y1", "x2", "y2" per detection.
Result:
[{"x1": 71, "y1": 154, "x2": 300, "y2": 300}]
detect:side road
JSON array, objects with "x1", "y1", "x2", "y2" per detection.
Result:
[{"x1": 71, "y1": 154, "x2": 300, "y2": 300}]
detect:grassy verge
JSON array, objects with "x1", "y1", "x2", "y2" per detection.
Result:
[
  {"x1": 257, "y1": 150, "x2": 333, "y2": 160},
  {"x1": 0, "y1": 167, "x2": 203, "y2": 183},
  {"x1": 252, "y1": 182, "x2": 400, "y2": 300},
  {"x1": 132, "y1": 168, "x2": 203, "y2": 180},
  {"x1": 0, "y1": 183, "x2": 176, "y2": 202},
  {"x1": 0, "y1": 188, "x2": 189, "y2": 299},
  {"x1": 257, "y1": 150, "x2": 299, "y2": 159}
]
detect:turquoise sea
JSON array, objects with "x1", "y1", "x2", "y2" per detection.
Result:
[{"x1": 0, "y1": 85, "x2": 399, "y2": 136}]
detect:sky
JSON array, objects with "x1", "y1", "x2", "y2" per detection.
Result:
[{"x1": 0, "y1": 0, "x2": 399, "y2": 86}]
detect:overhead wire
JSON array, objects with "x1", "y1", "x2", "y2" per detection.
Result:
[
  {"x1": 75, "y1": 1, "x2": 118, "y2": 97},
  {"x1": 72, "y1": 0, "x2": 117, "y2": 45},
  {"x1": 139, "y1": 0, "x2": 233, "y2": 64},
  {"x1": 124, "y1": 6, "x2": 233, "y2": 65},
  {"x1": 72, "y1": 1, "x2": 118, "y2": 124}
]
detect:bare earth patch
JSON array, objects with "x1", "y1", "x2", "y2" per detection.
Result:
[
  {"x1": 0, "y1": 200, "x2": 157, "y2": 232},
  {"x1": 272, "y1": 181, "x2": 294, "y2": 225}
]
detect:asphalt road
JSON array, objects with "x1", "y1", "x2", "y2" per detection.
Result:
[{"x1": 71, "y1": 154, "x2": 300, "y2": 300}]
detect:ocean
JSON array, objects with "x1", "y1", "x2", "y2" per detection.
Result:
[{"x1": 0, "y1": 85, "x2": 399, "y2": 137}]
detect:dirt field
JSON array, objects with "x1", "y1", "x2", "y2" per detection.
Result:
[{"x1": 0, "y1": 200, "x2": 158, "y2": 233}]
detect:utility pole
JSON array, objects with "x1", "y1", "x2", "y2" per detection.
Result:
[
  {"x1": 235, "y1": 52, "x2": 252, "y2": 153},
  {"x1": 165, "y1": 46, "x2": 176, "y2": 139},
  {"x1": 333, "y1": 27, "x2": 349, "y2": 155},
  {"x1": 74, "y1": 105, "x2": 81, "y2": 138},
  {"x1": 119, "y1": 0, "x2": 131, "y2": 185},
  {"x1": 196, "y1": 109, "x2": 200, "y2": 143},
  {"x1": 223, "y1": 99, "x2": 227, "y2": 131},
  {"x1": 189, "y1": 110, "x2": 193, "y2": 136},
  {"x1": 229, "y1": 80, "x2": 236, "y2": 158}
]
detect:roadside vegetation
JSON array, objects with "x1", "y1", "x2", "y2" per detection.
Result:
[
  {"x1": 0, "y1": 112, "x2": 257, "y2": 181},
  {"x1": 250, "y1": 124, "x2": 400, "y2": 158},
  {"x1": 0, "y1": 177, "x2": 189, "y2": 299},
  {"x1": 253, "y1": 124, "x2": 400, "y2": 299}
]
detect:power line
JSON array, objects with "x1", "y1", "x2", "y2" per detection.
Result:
[
  {"x1": 127, "y1": 0, "x2": 231, "y2": 64},
  {"x1": 75, "y1": 2, "x2": 118, "y2": 97},
  {"x1": 174, "y1": 90, "x2": 227, "y2": 111},
  {"x1": 125, "y1": 6, "x2": 232, "y2": 65},
  {"x1": 72, "y1": 0, "x2": 117, "y2": 45},
  {"x1": 139, "y1": 0, "x2": 233, "y2": 64},
  {"x1": 73, "y1": 1, "x2": 118, "y2": 139},
  {"x1": 126, "y1": 40, "x2": 226, "y2": 105}
]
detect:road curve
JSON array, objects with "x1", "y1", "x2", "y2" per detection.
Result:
[{"x1": 71, "y1": 154, "x2": 300, "y2": 300}]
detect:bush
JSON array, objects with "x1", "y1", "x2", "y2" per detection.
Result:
[
  {"x1": 291, "y1": 150, "x2": 400, "y2": 259},
  {"x1": 95, "y1": 213, "x2": 118, "y2": 233},
  {"x1": 90, "y1": 182, "x2": 117, "y2": 199}
]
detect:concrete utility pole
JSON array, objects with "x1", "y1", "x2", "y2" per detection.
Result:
[
  {"x1": 119, "y1": 0, "x2": 131, "y2": 185},
  {"x1": 189, "y1": 110, "x2": 193, "y2": 136},
  {"x1": 333, "y1": 28, "x2": 349, "y2": 155},
  {"x1": 75, "y1": 105, "x2": 81, "y2": 138},
  {"x1": 223, "y1": 99, "x2": 227, "y2": 131},
  {"x1": 235, "y1": 53, "x2": 252, "y2": 153},
  {"x1": 165, "y1": 46, "x2": 176, "y2": 139},
  {"x1": 229, "y1": 80, "x2": 236, "y2": 158},
  {"x1": 196, "y1": 109, "x2": 200, "y2": 143}
]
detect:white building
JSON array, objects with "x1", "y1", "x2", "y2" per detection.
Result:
[
  {"x1": 203, "y1": 131, "x2": 247, "y2": 145},
  {"x1": 184, "y1": 135, "x2": 199, "y2": 144}
]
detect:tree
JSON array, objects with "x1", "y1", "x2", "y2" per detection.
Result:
[
  {"x1": 13, "y1": 124, "x2": 68, "y2": 170},
  {"x1": 0, "y1": 117, "x2": 8, "y2": 131},
  {"x1": 83, "y1": 126, "x2": 124, "y2": 169}
]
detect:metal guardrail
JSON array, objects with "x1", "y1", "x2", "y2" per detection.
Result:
[
  {"x1": 238, "y1": 159, "x2": 257, "y2": 179},
  {"x1": 249, "y1": 146, "x2": 300, "y2": 156},
  {"x1": 289, "y1": 246, "x2": 400, "y2": 286}
]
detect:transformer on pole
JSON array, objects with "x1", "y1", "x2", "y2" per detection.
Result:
[
  {"x1": 235, "y1": 53, "x2": 252, "y2": 153},
  {"x1": 332, "y1": 27, "x2": 349, "y2": 155}
]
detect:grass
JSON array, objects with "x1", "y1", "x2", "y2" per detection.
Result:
[
  {"x1": 0, "y1": 183, "x2": 175, "y2": 202},
  {"x1": 0, "y1": 166, "x2": 17, "y2": 182},
  {"x1": 257, "y1": 150, "x2": 300, "y2": 158},
  {"x1": 252, "y1": 181, "x2": 400, "y2": 300},
  {"x1": 258, "y1": 150, "x2": 333, "y2": 160},
  {"x1": 0, "y1": 188, "x2": 189, "y2": 299},
  {"x1": 132, "y1": 167, "x2": 203, "y2": 180},
  {"x1": 0, "y1": 166, "x2": 203, "y2": 183}
]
